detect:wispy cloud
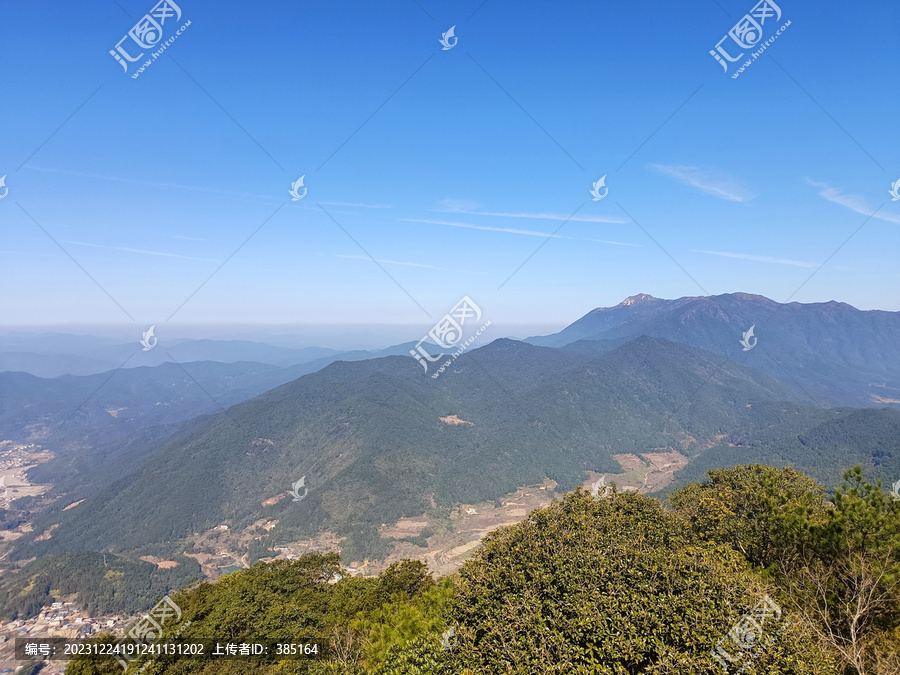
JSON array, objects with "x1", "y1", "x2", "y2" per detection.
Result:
[
  {"x1": 400, "y1": 217, "x2": 573, "y2": 239},
  {"x1": 693, "y1": 249, "x2": 817, "y2": 268},
  {"x1": 403, "y1": 218, "x2": 641, "y2": 247},
  {"x1": 334, "y1": 253, "x2": 485, "y2": 275},
  {"x1": 461, "y1": 209, "x2": 626, "y2": 224},
  {"x1": 173, "y1": 235, "x2": 207, "y2": 241},
  {"x1": 808, "y1": 179, "x2": 900, "y2": 225},
  {"x1": 585, "y1": 239, "x2": 644, "y2": 248},
  {"x1": 439, "y1": 198, "x2": 480, "y2": 212},
  {"x1": 435, "y1": 201, "x2": 625, "y2": 224},
  {"x1": 335, "y1": 254, "x2": 445, "y2": 269},
  {"x1": 319, "y1": 201, "x2": 392, "y2": 209},
  {"x1": 0, "y1": 250, "x2": 65, "y2": 259},
  {"x1": 66, "y1": 241, "x2": 215, "y2": 261},
  {"x1": 27, "y1": 165, "x2": 276, "y2": 202},
  {"x1": 651, "y1": 164, "x2": 753, "y2": 202}
]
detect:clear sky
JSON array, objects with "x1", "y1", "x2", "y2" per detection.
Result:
[{"x1": 2, "y1": 0, "x2": 899, "y2": 339}]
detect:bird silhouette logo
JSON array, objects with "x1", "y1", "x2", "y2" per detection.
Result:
[
  {"x1": 289, "y1": 175, "x2": 307, "y2": 201},
  {"x1": 441, "y1": 626, "x2": 457, "y2": 651},
  {"x1": 591, "y1": 476, "x2": 612, "y2": 499},
  {"x1": 889, "y1": 178, "x2": 900, "y2": 202},
  {"x1": 739, "y1": 324, "x2": 758, "y2": 351},
  {"x1": 890, "y1": 478, "x2": 900, "y2": 502},
  {"x1": 139, "y1": 325, "x2": 158, "y2": 351},
  {"x1": 589, "y1": 175, "x2": 608, "y2": 201},
  {"x1": 290, "y1": 476, "x2": 308, "y2": 502},
  {"x1": 439, "y1": 26, "x2": 458, "y2": 50},
  {"x1": 0, "y1": 175, "x2": 7, "y2": 200}
]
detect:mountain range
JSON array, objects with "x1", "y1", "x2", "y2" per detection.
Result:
[
  {"x1": 5, "y1": 292, "x2": 900, "y2": 566},
  {"x1": 11, "y1": 338, "x2": 899, "y2": 564},
  {"x1": 529, "y1": 292, "x2": 900, "y2": 408}
]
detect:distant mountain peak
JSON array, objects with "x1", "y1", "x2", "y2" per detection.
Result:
[
  {"x1": 729, "y1": 292, "x2": 776, "y2": 303},
  {"x1": 620, "y1": 293, "x2": 657, "y2": 306}
]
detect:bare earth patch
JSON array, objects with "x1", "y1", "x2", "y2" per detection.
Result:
[
  {"x1": 34, "y1": 524, "x2": 59, "y2": 541},
  {"x1": 440, "y1": 414, "x2": 473, "y2": 426},
  {"x1": 374, "y1": 455, "x2": 691, "y2": 576},
  {"x1": 364, "y1": 480, "x2": 559, "y2": 578},
  {"x1": 63, "y1": 499, "x2": 85, "y2": 511},
  {"x1": 261, "y1": 493, "x2": 289, "y2": 507},
  {"x1": 140, "y1": 556, "x2": 179, "y2": 569},
  {"x1": 603, "y1": 450, "x2": 689, "y2": 493},
  {"x1": 611, "y1": 453, "x2": 646, "y2": 472},
  {"x1": 223, "y1": 451, "x2": 691, "y2": 583},
  {"x1": 380, "y1": 516, "x2": 429, "y2": 539}
]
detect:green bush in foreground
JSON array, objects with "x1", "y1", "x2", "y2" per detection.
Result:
[
  {"x1": 440, "y1": 488, "x2": 836, "y2": 674},
  {"x1": 67, "y1": 465, "x2": 900, "y2": 674}
]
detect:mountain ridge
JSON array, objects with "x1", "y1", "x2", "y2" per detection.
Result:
[
  {"x1": 528, "y1": 292, "x2": 900, "y2": 408},
  {"x1": 13, "y1": 333, "x2": 899, "y2": 565}
]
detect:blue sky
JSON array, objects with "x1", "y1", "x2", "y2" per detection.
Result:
[{"x1": 2, "y1": 0, "x2": 899, "y2": 339}]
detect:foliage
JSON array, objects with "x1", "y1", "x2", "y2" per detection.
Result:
[
  {"x1": 0, "y1": 551, "x2": 200, "y2": 620},
  {"x1": 775, "y1": 467, "x2": 900, "y2": 675},
  {"x1": 445, "y1": 488, "x2": 835, "y2": 674},
  {"x1": 351, "y1": 578, "x2": 452, "y2": 671},
  {"x1": 19, "y1": 338, "x2": 900, "y2": 564},
  {"x1": 672, "y1": 464, "x2": 900, "y2": 675},
  {"x1": 61, "y1": 466, "x2": 898, "y2": 674},
  {"x1": 669, "y1": 464, "x2": 829, "y2": 568}
]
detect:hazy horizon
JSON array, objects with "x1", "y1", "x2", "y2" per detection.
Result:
[{"x1": 3, "y1": 2, "x2": 898, "y2": 330}]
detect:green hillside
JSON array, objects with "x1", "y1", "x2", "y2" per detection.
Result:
[
  {"x1": 663, "y1": 406, "x2": 900, "y2": 497},
  {"x1": 63, "y1": 465, "x2": 900, "y2": 675},
  {"x1": 13, "y1": 337, "x2": 900, "y2": 564},
  {"x1": 0, "y1": 551, "x2": 200, "y2": 620}
]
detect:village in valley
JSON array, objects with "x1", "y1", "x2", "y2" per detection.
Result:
[{"x1": 0, "y1": 601, "x2": 130, "y2": 674}]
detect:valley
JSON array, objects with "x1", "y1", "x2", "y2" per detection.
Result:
[
  {"x1": 1, "y1": 294, "x2": 898, "y2": 674},
  {"x1": 7, "y1": 2, "x2": 898, "y2": 668}
]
